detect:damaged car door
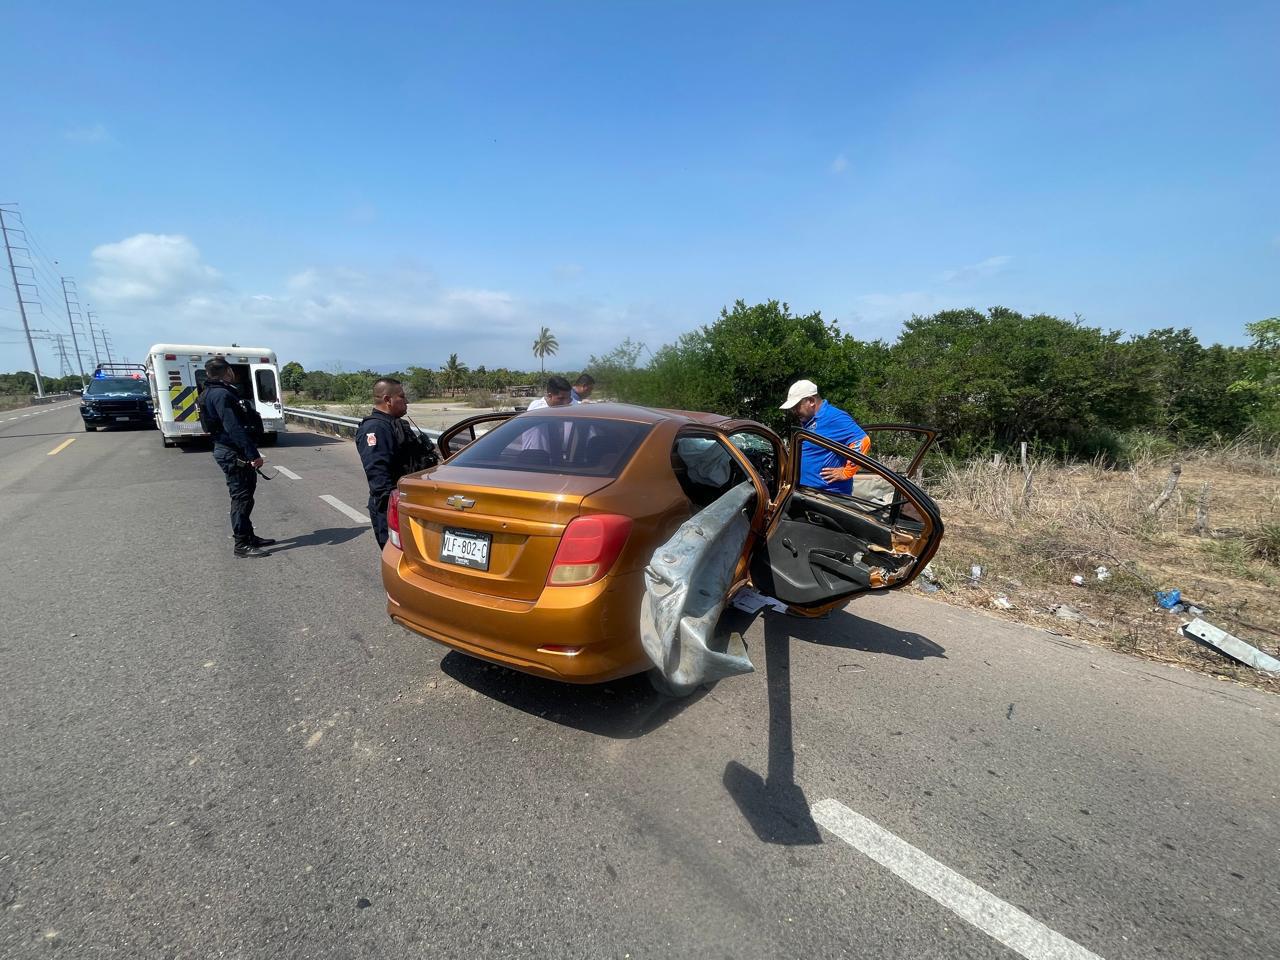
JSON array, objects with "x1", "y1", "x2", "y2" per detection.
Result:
[
  {"x1": 438, "y1": 412, "x2": 518, "y2": 459},
  {"x1": 749, "y1": 428, "x2": 944, "y2": 616}
]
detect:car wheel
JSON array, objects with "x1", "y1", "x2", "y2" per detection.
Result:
[
  {"x1": 162, "y1": 436, "x2": 176, "y2": 448},
  {"x1": 83, "y1": 423, "x2": 96, "y2": 432},
  {"x1": 258, "y1": 431, "x2": 278, "y2": 447}
]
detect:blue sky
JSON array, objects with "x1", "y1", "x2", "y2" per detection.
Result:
[{"x1": 1, "y1": 0, "x2": 1276, "y2": 376}]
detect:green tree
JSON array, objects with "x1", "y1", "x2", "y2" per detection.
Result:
[
  {"x1": 631, "y1": 300, "x2": 844, "y2": 431},
  {"x1": 440, "y1": 353, "x2": 468, "y2": 396},
  {"x1": 532, "y1": 326, "x2": 559, "y2": 374},
  {"x1": 280, "y1": 361, "x2": 306, "y2": 392},
  {"x1": 1229, "y1": 317, "x2": 1280, "y2": 434},
  {"x1": 406, "y1": 365, "x2": 437, "y2": 400},
  {"x1": 302, "y1": 370, "x2": 338, "y2": 400}
]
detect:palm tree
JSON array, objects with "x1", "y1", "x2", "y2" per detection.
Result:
[
  {"x1": 532, "y1": 326, "x2": 559, "y2": 374},
  {"x1": 440, "y1": 352, "x2": 468, "y2": 396}
]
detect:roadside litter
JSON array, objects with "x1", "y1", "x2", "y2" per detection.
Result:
[
  {"x1": 1155, "y1": 589, "x2": 1182, "y2": 610},
  {"x1": 1050, "y1": 603, "x2": 1104, "y2": 627},
  {"x1": 992, "y1": 595, "x2": 1013, "y2": 610},
  {"x1": 1182, "y1": 618, "x2": 1280, "y2": 676},
  {"x1": 1071, "y1": 574, "x2": 1086, "y2": 586},
  {"x1": 1095, "y1": 566, "x2": 1111, "y2": 582}
]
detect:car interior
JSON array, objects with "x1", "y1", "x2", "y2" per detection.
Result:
[{"x1": 668, "y1": 431, "x2": 931, "y2": 608}]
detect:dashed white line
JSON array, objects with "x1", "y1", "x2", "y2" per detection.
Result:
[
  {"x1": 811, "y1": 799, "x2": 1105, "y2": 960},
  {"x1": 319, "y1": 494, "x2": 368, "y2": 524},
  {"x1": 274, "y1": 465, "x2": 301, "y2": 480}
]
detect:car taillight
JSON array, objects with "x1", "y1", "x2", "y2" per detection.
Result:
[
  {"x1": 547, "y1": 514, "x2": 632, "y2": 586},
  {"x1": 387, "y1": 490, "x2": 402, "y2": 550}
]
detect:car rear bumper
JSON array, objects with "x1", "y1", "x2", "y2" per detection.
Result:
[{"x1": 381, "y1": 547, "x2": 648, "y2": 683}]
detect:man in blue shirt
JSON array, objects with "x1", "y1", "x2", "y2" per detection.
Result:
[{"x1": 779, "y1": 379, "x2": 869, "y2": 496}]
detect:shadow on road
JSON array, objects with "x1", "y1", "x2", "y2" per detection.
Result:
[
  {"x1": 723, "y1": 613, "x2": 823, "y2": 845},
  {"x1": 721, "y1": 605, "x2": 944, "y2": 845},
  {"x1": 272, "y1": 430, "x2": 346, "y2": 448},
  {"x1": 784, "y1": 606, "x2": 947, "y2": 660},
  {"x1": 0, "y1": 431, "x2": 99, "y2": 440},
  {"x1": 440, "y1": 653, "x2": 707, "y2": 740},
  {"x1": 268, "y1": 526, "x2": 367, "y2": 551}
]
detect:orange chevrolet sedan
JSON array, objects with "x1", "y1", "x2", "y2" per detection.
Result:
[{"x1": 381, "y1": 404, "x2": 944, "y2": 685}]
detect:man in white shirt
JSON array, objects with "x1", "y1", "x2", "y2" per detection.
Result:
[
  {"x1": 520, "y1": 376, "x2": 574, "y2": 455},
  {"x1": 526, "y1": 376, "x2": 573, "y2": 411}
]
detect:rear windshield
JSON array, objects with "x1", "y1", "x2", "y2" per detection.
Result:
[
  {"x1": 86, "y1": 378, "x2": 148, "y2": 396},
  {"x1": 449, "y1": 415, "x2": 652, "y2": 477}
]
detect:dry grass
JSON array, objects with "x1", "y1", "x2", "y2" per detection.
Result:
[{"x1": 921, "y1": 447, "x2": 1280, "y2": 691}]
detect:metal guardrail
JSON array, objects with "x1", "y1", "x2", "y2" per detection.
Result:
[
  {"x1": 283, "y1": 406, "x2": 442, "y2": 441},
  {"x1": 31, "y1": 393, "x2": 75, "y2": 405}
]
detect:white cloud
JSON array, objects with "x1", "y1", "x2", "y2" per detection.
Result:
[
  {"x1": 829, "y1": 153, "x2": 850, "y2": 175},
  {"x1": 936, "y1": 254, "x2": 1012, "y2": 284},
  {"x1": 83, "y1": 235, "x2": 670, "y2": 371},
  {"x1": 63, "y1": 122, "x2": 112, "y2": 144},
  {"x1": 88, "y1": 234, "x2": 221, "y2": 305}
]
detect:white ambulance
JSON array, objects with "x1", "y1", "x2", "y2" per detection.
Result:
[{"x1": 146, "y1": 343, "x2": 286, "y2": 448}]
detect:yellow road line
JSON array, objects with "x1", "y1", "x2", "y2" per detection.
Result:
[{"x1": 47, "y1": 438, "x2": 76, "y2": 457}]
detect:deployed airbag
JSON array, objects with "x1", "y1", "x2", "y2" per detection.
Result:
[{"x1": 640, "y1": 481, "x2": 756, "y2": 696}]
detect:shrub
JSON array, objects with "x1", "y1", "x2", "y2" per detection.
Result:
[{"x1": 1244, "y1": 523, "x2": 1280, "y2": 565}]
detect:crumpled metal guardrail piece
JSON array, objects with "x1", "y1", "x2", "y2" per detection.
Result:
[{"x1": 641, "y1": 481, "x2": 758, "y2": 696}]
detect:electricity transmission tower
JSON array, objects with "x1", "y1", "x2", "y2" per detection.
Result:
[
  {"x1": 60, "y1": 277, "x2": 89, "y2": 386},
  {"x1": 0, "y1": 204, "x2": 45, "y2": 396}
]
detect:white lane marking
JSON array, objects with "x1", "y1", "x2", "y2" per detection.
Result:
[
  {"x1": 319, "y1": 494, "x2": 368, "y2": 524},
  {"x1": 274, "y1": 465, "x2": 301, "y2": 480},
  {"x1": 811, "y1": 799, "x2": 1105, "y2": 960}
]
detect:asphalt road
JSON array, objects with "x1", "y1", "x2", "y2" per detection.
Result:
[{"x1": 2, "y1": 403, "x2": 1277, "y2": 960}]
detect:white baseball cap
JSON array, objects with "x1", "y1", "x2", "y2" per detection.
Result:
[{"x1": 779, "y1": 379, "x2": 818, "y2": 409}]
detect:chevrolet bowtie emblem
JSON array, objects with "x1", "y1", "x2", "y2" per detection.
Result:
[{"x1": 445, "y1": 495, "x2": 476, "y2": 510}]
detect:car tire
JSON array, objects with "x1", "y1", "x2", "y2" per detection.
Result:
[
  {"x1": 162, "y1": 436, "x2": 176, "y2": 448},
  {"x1": 259, "y1": 431, "x2": 278, "y2": 447},
  {"x1": 83, "y1": 423, "x2": 96, "y2": 432}
]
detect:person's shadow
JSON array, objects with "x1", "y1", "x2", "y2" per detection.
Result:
[
  {"x1": 268, "y1": 527, "x2": 366, "y2": 551},
  {"x1": 723, "y1": 604, "x2": 946, "y2": 845},
  {"x1": 441, "y1": 653, "x2": 708, "y2": 740}
]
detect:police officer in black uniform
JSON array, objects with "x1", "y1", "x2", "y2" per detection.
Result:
[
  {"x1": 357, "y1": 378, "x2": 438, "y2": 550},
  {"x1": 199, "y1": 357, "x2": 274, "y2": 558}
]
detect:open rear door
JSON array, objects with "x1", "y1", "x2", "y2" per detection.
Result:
[
  {"x1": 749, "y1": 429, "x2": 944, "y2": 616},
  {"x1": 438, "y1": 412, "x2": 518, "y2": 459}
]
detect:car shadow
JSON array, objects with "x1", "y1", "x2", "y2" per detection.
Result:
[
  {"x1": 439, "y1": 653, "x2": 708, "y2": 740},
  {"x1": 267, "y1": 527, "x2": 367, "y2": 551},
  {"x1": 778, "y1": 605, "x2": 947, "y2": 660}
]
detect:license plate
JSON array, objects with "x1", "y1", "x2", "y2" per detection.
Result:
[
  {"x1": 115, "y1": 416, "x2": 131, "y2": 422},
  {"x1": 441, "y1": 528, "x2": 491, "y2": 570}
]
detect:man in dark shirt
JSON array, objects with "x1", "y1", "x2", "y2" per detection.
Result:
[
  {"x1": 199, "y1": 358, "x2": 274, "y2": 558},
  {"x1": 357, "y1": 378, "x2": 437, "y2": 550}
]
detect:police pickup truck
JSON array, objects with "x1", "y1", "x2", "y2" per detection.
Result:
[{"x1": 80, "y1": 364, "x2": 154, "y2": 432}]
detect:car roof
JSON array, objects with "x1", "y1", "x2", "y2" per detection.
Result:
[{"x1": 532, "y1": 402, "x2": 763, "y2": 431}]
